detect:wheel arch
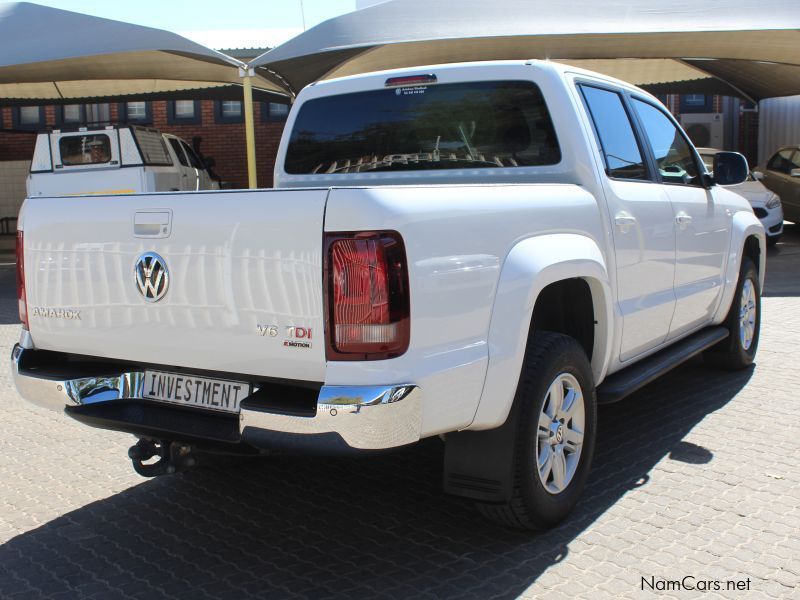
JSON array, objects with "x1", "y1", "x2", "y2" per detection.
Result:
[
  {"x1": 712, "y1": 211, "x2": 766, "y2": 324},
  {"x1": 467, "y1": 233, "x2": 612, "y2": 431}
]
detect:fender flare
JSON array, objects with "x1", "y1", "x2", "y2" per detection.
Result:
[
  {"x1": 467, "y1": 233, "x2": 613, "y2": 431},
  {"x1": 712, "y1": 210, "x2": 766, "y2": 324}
]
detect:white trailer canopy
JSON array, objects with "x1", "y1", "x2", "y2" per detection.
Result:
[
  {"x1": 250, "y1": 0, "x2": 800, "y2": 101},
  {"x1": 0, "y1": 1, "x2": 283, "y2": 100}
]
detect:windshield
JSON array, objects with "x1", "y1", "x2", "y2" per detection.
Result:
[{"x1": 285, "y1": 80, "x2": 560, "y2": 174}]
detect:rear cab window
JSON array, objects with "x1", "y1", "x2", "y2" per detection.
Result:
[
  {"x1": 59, "y1": 134, "x2": 112, "y2": 166},
  {"x1": 285, "y1": 80, "x2": 560, "y2": 174}
]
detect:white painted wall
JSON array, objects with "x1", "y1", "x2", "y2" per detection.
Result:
[{"x1": 758, "y1": 95, "x2": 800, "y2": 163}]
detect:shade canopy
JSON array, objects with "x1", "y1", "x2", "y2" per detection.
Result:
[
  {"x1": 250, "y1": 0, "x2": 800, "y2": 101},
  {"x1": 0, "y1": 1, "x2": 284, "y2": 102}
]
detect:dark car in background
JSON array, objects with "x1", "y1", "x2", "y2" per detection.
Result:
[{"x1": 755, "y1": 146, "x2": 800, "y2": 226}]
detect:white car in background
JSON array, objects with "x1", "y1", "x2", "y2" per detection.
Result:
[
  {"x1": 698, "y1": 148, "x2": 783, "y2": 246},
  {"x1": 27, "y1": 125, "x2": 219, "y2": 198}
]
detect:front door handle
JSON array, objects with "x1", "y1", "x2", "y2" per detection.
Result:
[
  {"x1": 614, "y1": 213, "x2": 637, "y2": 233},
  {"x1": 675, "y1": 213, "x2": 693, "y2": 230}
]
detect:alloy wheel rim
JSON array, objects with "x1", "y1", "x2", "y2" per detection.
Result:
[
  {"x1": 739, "y1": 278, "x2": 757, "y2": 351},
  {"x1": 535, "y1": 373, "x2": 585, "y2": 494}
]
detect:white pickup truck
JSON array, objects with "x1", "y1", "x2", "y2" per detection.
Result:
[
  {"x1": 12, "y1": 61, "x2": 765, "y2": 530},
  {"x1": 27, "y1": 125, "x2": 219, "y2": 197}
]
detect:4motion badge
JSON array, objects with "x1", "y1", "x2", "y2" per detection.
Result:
[{"x1": 257, "y1": 324, "x2": 313, "y2": 349}]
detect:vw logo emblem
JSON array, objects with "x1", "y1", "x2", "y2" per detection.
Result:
[{"x1": 134, "y1": 252, "x2": 169, "y2": 302}]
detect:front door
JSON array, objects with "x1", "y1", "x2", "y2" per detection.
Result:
[
  {"x1": 630, "y1": 98, "x2": 729, "y2": 338},
  {"x1": 579, "y1": 84, "x2": 677, "y2": 362}
]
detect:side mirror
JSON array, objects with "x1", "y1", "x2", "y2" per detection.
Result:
[
  {"x1": 752, "y1": 170, "x2": 764, "y2": 180},
  {"x1": 713, "y1": 151, "x2": 749, "y2": 186},
  {"x1": 791, "y1": 168, "x2": 800, "y2": 178}
]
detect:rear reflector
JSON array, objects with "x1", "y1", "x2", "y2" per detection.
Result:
[
  {"x1": 325, "y1": 231, "x2": 410, "y2": 360},
  {"x1": 385, "y1": 74, "x2": 437, "y2": 87},
  {"x1": 16, "y1": 230, "x2": 28, "y2": 330}
]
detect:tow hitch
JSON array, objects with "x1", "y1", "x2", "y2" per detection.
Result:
[{"x1": 128, "y1": 439, "x2": 197, "y2": 477}]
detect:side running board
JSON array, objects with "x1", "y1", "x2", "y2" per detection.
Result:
[{"x1": 597, "y1": 326, "x2": 729, "y2": 404}]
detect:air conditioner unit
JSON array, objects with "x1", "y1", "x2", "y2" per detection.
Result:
[{"x1": 680, "y1": 113, "x2": 724, "y2": 149}]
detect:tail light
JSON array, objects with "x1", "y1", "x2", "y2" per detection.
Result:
[
  {"x1": 325, "y1": 231, "x2": 410, "y2": 360},
  {"x1": 16, "y1": 230, "x2": 28, "y2": 330}
]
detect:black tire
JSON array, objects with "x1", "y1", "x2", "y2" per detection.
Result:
[
  {"x1": 766, "y1": 235, "x2": 780, "y2": 248},
  {"x1": 704, "y1": 257, "x2": 760, "y2": 370},
  {"x1": 476, "y1": 332, "x2": 597, "y2": 530}
]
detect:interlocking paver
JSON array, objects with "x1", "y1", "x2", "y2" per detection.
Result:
[{"x1": 1, "y1": 226, "x2": 800, "y2": 599}]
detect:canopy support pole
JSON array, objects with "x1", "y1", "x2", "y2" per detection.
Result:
[{"x1": 240, "y1": 66, "x2": 258, "y2": 189}]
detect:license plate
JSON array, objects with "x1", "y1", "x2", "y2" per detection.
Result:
[{"x1": 142, "y1": 370, "x2": 251, "y2": 413}]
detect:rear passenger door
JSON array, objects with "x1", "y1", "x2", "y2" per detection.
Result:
[
  {"x1": 166, "y1": 136, "x2": 198, "y2": 191},
  {"x1": 630, "y1": 98, "x2": 729, "y2": 339},
  {"x1": 579, "y1": 84, "x2": 677, "y2": 362}
]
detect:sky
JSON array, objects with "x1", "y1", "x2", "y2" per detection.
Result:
[{"x1": 25, "y1": 0, "x2": 358, "y2": 49}]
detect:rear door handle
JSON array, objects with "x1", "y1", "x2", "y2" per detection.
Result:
[
  {"x1": 675, "y1": 213, "x2": 693, "y2": 229},
  {"x1": 614, "y1": 213, "x2": 637, "y2": 233}
]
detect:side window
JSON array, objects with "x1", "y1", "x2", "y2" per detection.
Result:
[
  {"x1": 168, "y1": 138, "x2": 189, "y2": 167},
  {"x1": 579, "y1": 85, "x2": 648, "y2": 180},
  {"x1": 791, "y1": 151, "x2": 800, "y2": 171},
  {"x1": 632, "y1": 98, "x2": 702, "y2": 186},
  {"x1": 181, "y1": 141, "x2": 202, "y2": 169},
  {"x1": 767, "y1": 150, "x2": 792, "y2": 173}
]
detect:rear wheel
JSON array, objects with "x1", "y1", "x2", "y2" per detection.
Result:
[
  {"x1": 476, "y1": 332, "x2": 597, "y2": 530},
  {"x1": 705, "y1": 257, "x2": 760, "y2": 370}
]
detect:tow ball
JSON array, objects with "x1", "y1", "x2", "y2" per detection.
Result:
[{"x1": 128, "y1": 439, "x2": 197, "y2": 477}]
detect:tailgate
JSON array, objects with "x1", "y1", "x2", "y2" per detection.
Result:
[{"x1": 21, "y1": 189, "x2": 328, "y2": 382}]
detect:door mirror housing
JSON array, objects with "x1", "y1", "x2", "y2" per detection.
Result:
[
  {"x1": 752, "y1": 170, "x2": 764, "y2": 180},
  {"x1": 790, "y1": 168, "x2": 800, "y2": 178},
  {"x1": 713, "y1": 152, "x2": 749, "y2": 186}
]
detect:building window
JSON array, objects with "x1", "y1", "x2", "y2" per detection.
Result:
[
  {"x1": 119, "y1": 101, "x2": 152, "y2": 124},
  {"x1": 214, "y1": 100, "x2": 243, "y2": 123},
  {"x1": 262, "y1": 101, "x2": 290, "y2": 122},
  {"x1": 11, "y1": 106, "x2": 45, "y2": 130},
  {"x1": 57, "y1": 104, "x2": 86, "y2": 125},
  {"x1": 58, "y1": 104, "x2": 85, "y2": 125},
  {"x1": 84, "y1": 103, "x2": 110, "y2": 125},
  {"x1": 167, "y1": 100, "x2": 202, "y2": 125},
  {"x1": 679, "y1": 94, "x2": 713, "y2": 114}
]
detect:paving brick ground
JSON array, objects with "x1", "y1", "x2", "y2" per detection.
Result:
[{"x1": 1, "y1": 227, "x2": 799, "y2": 599}]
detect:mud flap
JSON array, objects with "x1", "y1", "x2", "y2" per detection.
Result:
[{"x1": 443, "y1": 406, "x2": 519, "y2": 503}]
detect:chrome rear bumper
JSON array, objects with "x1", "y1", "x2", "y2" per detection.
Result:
[{"x1": 10, "y1": 345, "x2": 421, "y2": 451}]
